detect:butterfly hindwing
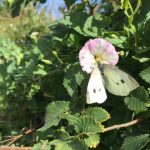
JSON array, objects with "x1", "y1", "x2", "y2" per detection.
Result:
[
  {"x1": 101, "y1": 64, "x2": 139, "y2": 96},
  {"x1": 86, "y1": 66, "x2": 107, "y2": 104}
]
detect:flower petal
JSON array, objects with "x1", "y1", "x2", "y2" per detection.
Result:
[
  {"x1": 79, "y1": 45, "x2": 96, "y2": 74},
  {"x1": 79, "y1": 38, "x2": 119, "y2": 73}
]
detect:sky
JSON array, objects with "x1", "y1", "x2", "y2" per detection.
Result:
[
  {"x1": 36, "y1": 0, "x2": 102, "y2": 19},
  {"x1": 36, "y1": 0, "x2": 65, "y2": 19}
]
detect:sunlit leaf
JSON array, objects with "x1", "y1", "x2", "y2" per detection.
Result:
[
  {"x1": 84, "y1": 107, "x2": 110, "y2": 122},
  {"x1": 84, "y1": 134, "x2": 100, "y2": 148}
]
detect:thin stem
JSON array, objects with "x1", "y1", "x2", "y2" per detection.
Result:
[
  {"x1": 133, "y1": 0, "x2": 141, "y2": 16},
  {"x1": 103, "y1": 118, "x2": 141, "y2": 133}
]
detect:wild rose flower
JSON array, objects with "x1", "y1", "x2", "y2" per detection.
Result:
[{"x1": 79, "y1": 38, "x2": 119, "y2": 74}]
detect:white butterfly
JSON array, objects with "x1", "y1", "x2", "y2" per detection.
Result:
[{"x1": 86, "y1": 64, "x2": 139, "y2": 104}]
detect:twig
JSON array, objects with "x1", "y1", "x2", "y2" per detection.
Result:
[
  {"x1": 0, "y1": 128, "x2": 35, "y2": 146},
  {"x1": 7, "y1": 129, "x2": 35, "y2": 146},
  {"x1": 103, "y1": 118, "x2": 142, "y2": 133},
  {"x1": 0, "y1": 146, "x2": 31, "y2": 150},
  {"x1": 0, "y1": 118, "x2": 142, "y2": 146},
  {"x1": 0, "y1": 122, "x2": 43, "y2": 146}
]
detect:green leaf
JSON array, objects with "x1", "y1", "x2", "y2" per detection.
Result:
[
  {"x1": 84, "y1": 134, "x2": 100, "y2": 148},
  {"x1": 33, "y1": 64, "x2": 47, "y2": 76},
  {"x1": 84, "y1": 107, "x2": 110, "y2": 122},
  {"x1": 105, "y1": 34, "x2": 128, "y2": 48},
  {"x1": 69, "y1": 12, "x2": 111, "y2": 37},
  {"x1": 32, "y1": 140, "x2": 51, "y2": 150},
  {"x1": 62, "y1": 113, "x2": 80, "y2": 126},
  {"x1": 140, "y1": 67, "x2": 150, "y2": 84},
  {"x1": 50, "y1": 140, "x2": 72, "y2": 150},
  {"x1": 75, "y1": 72, "x2": 84, "y2": 86},
  {"x1": 69, "y1": 139, "x2": 88, "y2": 150},
  {"x1": 124, "y1": 97, "x2": 147, "y2": 113},
  {"x1": 70, "y1": 12, "x2": 89, "y2": 36},
  {"x1": 74, "y1": 116, "x2": 104, "y2": 134},
  {"x1": 54, "y1": 130, "x2": 71, "y2": 141},
  {"x1": 124, "y1": 87, "x2": 149, "y2": 113},
  {"x1": 63, "y1": 113, "x2": 103, "y2": 134},
  {"x1": 11, "y1": 0, "x2": 27, "y2": 17},
  {"x1": 64, "y1": 0, "x2": 76, "y2": 8},
  {"x1": 132, "y1": 56, "x2": 150, "y2": 63},
  {"x1": 38, "y1": 101, "x2": 70, "y2": 132},
  {"x1": 121, "y1": 134, "x2": 150, "y2": 150},
  {"x1": 63, "y1": 63, "x2": 85, "y2": 97}
]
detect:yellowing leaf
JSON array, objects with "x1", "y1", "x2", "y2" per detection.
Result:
[{"x1": 84, "y1": 134, "x2": 100, "y2": 148}]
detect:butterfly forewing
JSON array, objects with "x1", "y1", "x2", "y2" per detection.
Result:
[
  {"x1": 102, "y1": 64, "x2": 139, "y2": 96},
  {"x1": 86, "y1": 66, "x2": 107, "y2": 104}
]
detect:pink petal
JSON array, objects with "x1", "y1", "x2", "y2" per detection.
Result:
[{"x1": 79, "y1": 38, "x2": 119, "y2": 73}]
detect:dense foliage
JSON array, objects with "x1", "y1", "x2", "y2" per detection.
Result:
[{"x1": 0, "y1": 0, "x2": 150, "y2": 149}]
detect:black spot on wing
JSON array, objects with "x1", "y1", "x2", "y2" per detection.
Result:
[
  {"x1": 93, "y1": 89, "x2": 96, "y2": 93},
  {"x1": 116, "y1": 82, "x2": 119, "y2": 85},
  {"x1": 121, "y1": 79, "x2": 125, "y2": 84},
  {"x1": 93, "y1": 88, "x2": 101, "y2": 93}
]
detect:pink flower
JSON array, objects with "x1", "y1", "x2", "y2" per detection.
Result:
[{"x1": 79, "y1": 38, "x2": 119, "y2": 74}]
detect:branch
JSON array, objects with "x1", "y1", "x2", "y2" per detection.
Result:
[
  {"x1": 0, "y1": 123, "x2": 43, "y2": 146},
  {"x1": 7, "y1": 129, "x2": 35, "y2": 146},
  {"x1": 0, "y1": 118, "x2": 142, "y2": 146},
  {"x1": 103, "y1": 118, "x2": 142, "y2": 133},
  {"x1": 0, "y1": 146, "x2": 31, "y2": 150},
  {"x1": 0, "y1": 128, "x2": 36, "y2": 146}
]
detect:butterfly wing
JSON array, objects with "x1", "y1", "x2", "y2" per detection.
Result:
[
  {"x1": 102, "y1": 64, "x2": 139, "y2": 96},
  {"x1": 86, "y1": 66, "x2": 107, "y2": 104}
]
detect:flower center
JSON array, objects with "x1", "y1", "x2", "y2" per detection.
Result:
[{"x1": 95, "y1": 55, "x2": 104, "y2": 64}]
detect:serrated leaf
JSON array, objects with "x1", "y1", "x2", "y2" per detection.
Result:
[
  {"x1": 121, "y1": 134, "x2": 150, "y2": 150},
  {"x1": 62, "y1": 113, "x2": 80, "y2": 126},
  {"x1": 124, "y1": 97, "x2": 147, "y2": 113},
  {"x1": 131, "y1": 87, "x2": 149, "y2": 100},
  {"x1": 84, "y1": 134, "x2": 100, "y2": 148},
  {"x1": 124, "y1": 87, "x2": 149, "y2": 113},
  {"x1": 54, "y1": 130, "x2": 71, "y2": 141},
  {"x1": 140, "y1": 67, "x2": 150, "y2": 84},
  {"x1": 74, "y1": 116, "x2": 104, "y2": 134},
  {"x1": 69, "y1": 139, "x2": 88, "y2": 150},
  {"x1": 38, "y1": 101, "x2": 70, "y2": 132},
  {"x1": 63, "y1": 113, "x2": 104, "y2": 134},
  {"x1": 84, "y1": 107, "x2": 110, "y2": 122}
]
